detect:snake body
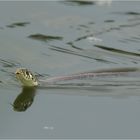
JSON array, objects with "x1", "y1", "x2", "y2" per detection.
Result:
[{"x1": 15, "y1": 67, "x2": 140, "y2": 87}]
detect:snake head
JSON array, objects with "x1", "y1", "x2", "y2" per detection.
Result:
[{"x1": 15, "y1": 68, "x2": 38, "y2": 87}]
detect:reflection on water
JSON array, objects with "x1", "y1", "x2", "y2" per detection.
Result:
[
  {"x1": 28, "y1": 34, "x2": 63, "y2": 42},
  {"x1": 94, "y1": 44, "x2": 140, "y2": 57},
  {"x1": 61, "y1": 0, "x2": 95, "y2": 6},
  {"x1": 61, "y1": 0, "x2": 112, "y2": 6},
  {"x1": 113, "y1": 11, "x2": 140, "y2": 16},
  {"x1": 6, "y1": 22, "x2": 30, "y2": 28},
  {"x1": 12, "y1": 87, "x2": 36, "y2": 112}
]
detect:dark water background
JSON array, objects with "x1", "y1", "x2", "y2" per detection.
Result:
[{"x1": 1, "y1": 1, "x2": 140, "y2": 138}]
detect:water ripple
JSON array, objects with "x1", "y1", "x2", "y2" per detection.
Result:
[
  {"x1": 28, "y1": 33, "x2": 63, "y2": 42},
  {"x1": 49, "y1": 45, "x2": 115, "y2": 64},
  {"x1": 6, "y1": 22, "x2": 30, "y2": 28},
  {"x1": 94, "y1": 45, "x2": 140, "y2": 57}
]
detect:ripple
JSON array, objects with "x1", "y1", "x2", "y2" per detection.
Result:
[
  {"x1": 123, "y1": 11, "x2": 140, "y2": 15},
  {"x1": 104, "y1": 19, "x2": 115, "y2": 23},
  {"x1": 49, "y1": 45, "x2": 114, "y2": 64},
  {"x1": 67, "y1": 42, "x2": 83, "y2": 50},
  {"x1": 119, "y1": 22, "x2": 140, "y2": 28},
  {"x1": 60, "y1": 1, "x2": 95, "y2": 6},
  {"x1": 28, "y1": 33, "x2": 63, "y2": 42},
  {"x1": 94, "y1": 45, "x2": 140, "y2": 57},
  {"x1": 112, "y1": 11, "x2": 140, "y2": 16},
  {"x1": 0, "y1": 58, "x2": 19, "y2": 68},
  {"x1": 6, "y1": 22, "x2": 30, "y2": 28}
]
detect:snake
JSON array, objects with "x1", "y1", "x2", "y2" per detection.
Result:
[{"x1": 15, "y1": 67, "x2": 140, "y2": 87}]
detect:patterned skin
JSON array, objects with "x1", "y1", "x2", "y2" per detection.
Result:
[
  {"x1": 15, "y1": 67, "x2": 139, "y2": 87},
  {"x1": 15, "y1": 68, "x2": 38, "y2": 87}
]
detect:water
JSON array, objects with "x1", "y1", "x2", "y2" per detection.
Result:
[{"x1": 1, "y1": 1, "x2": 140, "y2": 138}]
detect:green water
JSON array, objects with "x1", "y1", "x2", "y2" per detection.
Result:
[{"x1": 1, "y1": 1, "x2": 140, "y2": 138}]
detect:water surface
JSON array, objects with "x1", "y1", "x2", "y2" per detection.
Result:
[{"x1": 0, "y1": 1, "x2": 140, "y2": 139}]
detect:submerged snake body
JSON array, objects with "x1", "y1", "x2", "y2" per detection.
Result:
[{"x1": 15, "y1": 67, "x2": 140, "y2": 87}]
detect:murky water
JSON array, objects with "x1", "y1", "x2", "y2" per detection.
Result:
[{"x1": 1, "y1": 1, "x2": 140, "y2": 138}]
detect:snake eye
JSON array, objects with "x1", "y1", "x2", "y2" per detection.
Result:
[
  {"x1": 16, "y1": 72, "x2": 20, "y2": 75},
  {"x1": 26, "y1": 71, "x2": 29, "y2": 76}
]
